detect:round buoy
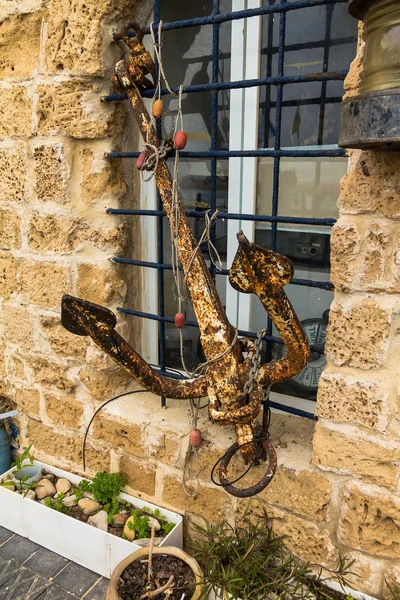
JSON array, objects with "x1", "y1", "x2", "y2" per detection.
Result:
[
  {"x1": 190, "y1": 429, "x2": 202, "y2": 447},
  {"x1": 174, "y1": 313, "x2": 185, "y2": 328},
  {"x1": 174, "y1": 130, "x2": 188, "y2": 150}
]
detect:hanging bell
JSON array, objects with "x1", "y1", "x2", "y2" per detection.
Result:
[{"x1": 340, "y1": 0, "x2": 400, "y2": 149}]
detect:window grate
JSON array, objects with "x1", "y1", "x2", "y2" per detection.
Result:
[{"x1": 104, "y1": 0, "x2": 356, "y2": 418}]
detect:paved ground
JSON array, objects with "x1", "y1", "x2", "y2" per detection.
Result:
[{"x1": 0, "y1": 526, "x2": 108, "y2": 599}]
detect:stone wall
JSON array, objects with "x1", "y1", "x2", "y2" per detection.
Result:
[{"x1": 1, "y1": 4, "x2": 400, "y2": 598}]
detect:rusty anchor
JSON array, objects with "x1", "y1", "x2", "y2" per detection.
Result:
[{"x1": 61, "y1": 25, "x2": 310, "y2": 498}]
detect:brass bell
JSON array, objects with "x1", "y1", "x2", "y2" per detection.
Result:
[{"x1": 339, "y1": 0, "x2": 400, "y2": 149}]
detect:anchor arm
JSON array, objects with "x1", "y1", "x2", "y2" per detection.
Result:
[{"x1": 61, "y1": 295, "x2": 207, "y2": 400}]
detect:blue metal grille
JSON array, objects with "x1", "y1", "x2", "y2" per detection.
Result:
[{"x1": 104, "y1": 0, "x2": 356, "y2": 419}]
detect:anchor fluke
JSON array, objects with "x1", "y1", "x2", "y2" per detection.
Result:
[{"x1": 61, "y1": 295, "x2": 117, "y2": 336}]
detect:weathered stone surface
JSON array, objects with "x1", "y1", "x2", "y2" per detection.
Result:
[
  {"x1": 79, "y1": 364, "x2": 131, "y2": 400},
  {"x1": 316, "y1": 371, "x2": 388, "y2": 431},
  {"x1": 78, "y1": 498, "x2": 101, "y2": 515},
  {"x1": 0, "y1": 144, "x2": 27, "y2": 203},
  {"x1": 0, "y1": 254, "x2": 18, "y2": 300},
  {"x1": 0, "y1": 11, "x2": 45, "y2": 80},
  {"x1": 92, "y1": 412, "x2": 144, "y2": 457},
  {"x1": 80, "y1": 148, "x2": 126, "y2": 203},
  {"x1": 120, "y1": 455, "x2": 156, "y2": 497},
  {"x1": 0, "y1": 85, "x2": 32, "y2": 137},
  {"x1": 0, "y1": 209, "x2": 21, "y2": 250},
  {"x1": 39, "y1": 316, "x2": 88, "y2": 359},
  {"x1": 343, "y1": 35, "x2": 364, "y2": 100},
  {"x1": 35, "y1": 478, "x2": 57, "y2": 500},
  {"x1": 339, "y1": 151, "x2": 400, "y2": 218},
  {"x1": 325, "y1": 298, "x2": 391, "y2": 369},
  {"x1": 162, "y1": 476, "x2": 230, "y2": 522},
  {"x1": 383, "y1": 566, "x2": 400, "y2": 600},
  {"x1": 338, "y1": 483, "x2": 400, "y2": 558},
  {"x1": 20, "y1": 260, "x2": 70, "y2": 309},
  {"x1": 267, "y1": 505, "x2": 338, "y2": 565},
  {"x1": 313, "y1": 423, "x2": 400, "y2": 490},
  {"x1": 2, "y1": 305, "x2": 35, "y2": 350},
  {"x1": 80, "y1": 443, "x2": 111, "y2": 475},
  {"x1": 76, "y1": 263, "x2": 126, "y2": 305},
  {"x1": 33, "y1": 144, "x2": 70, "y2": 203},
  {"x1": 27, "y1": 419, "x2": 82, "y2": 463},
  {"x1": 12, "y1": 386, "x2": 40, "y2": 419},
  {"x1": 37, "y1": 80, "x2": 120, "y2": 138},
  {"x1": 44, "y1": 392, "x2": 83, "y2": 428},
  {"x1": 259, "y1": 467, "x2": 331, "y2": 522},
  {"x1": 147, "y1": 427, "x2": 181, "y2": 467},
  {"x1": 25, "y1": 355, "x2": 76, "y2": 392},
  {"x1": 330, "y1": 222, "x2": 361, "y2": 292}
]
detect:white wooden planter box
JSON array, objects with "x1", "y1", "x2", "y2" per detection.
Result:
[{"x1": 0, "y1": 461, "x2": 183, "y2": 578}]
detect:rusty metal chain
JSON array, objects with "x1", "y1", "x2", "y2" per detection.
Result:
[{"x1": 243, "y1": 328, "x2": 268, "y2": 396}]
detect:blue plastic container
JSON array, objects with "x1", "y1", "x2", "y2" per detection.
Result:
[{"x1": 0, "y1": 411, "x2": 18, "y2": 476}]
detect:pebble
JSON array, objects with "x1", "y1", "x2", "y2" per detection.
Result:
[
  {"x1": 148, "y1": 516, "x2": 161, "y2": 532},
  {"x1": 56, "y1": 478, "x2": 71, "y2": 495},
  {"x1": 83, "y1": 491, "x2": 94, "y2": 500},
  {"x1": 63, "y1": 494, "x2": 77, "y2": 508},
  {"x1": 2, "y1": 482, "x2": 14, "y2": 492},
  {"x1": 35, "y1": 478, "x2": 57, "y2": 500},
  {"x1": 88, "y1": 510, "x2": 108, "y2": 532},
  {"x1": 136, "y1": 537, "x2": 164, "y2": 548},
  {"x1": 78, "y1": 498, "x2": 102, "y2": 515},
  {"x1": 123, "y1": 516, "x2": 136, "y2": 541},
  {"x1": 24, "y1": 489, "x2": 36, "y2": 500},
  {"x1": 112, "y1": 513, "x2": 128, "y2": 528},
  {"x1": 42, "y1": 473, "x2": 55, "y2": 482}
]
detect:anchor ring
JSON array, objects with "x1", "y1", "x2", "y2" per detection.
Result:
[{"x1": 215, "y1": 438, "x2": 277, "y2": 498}]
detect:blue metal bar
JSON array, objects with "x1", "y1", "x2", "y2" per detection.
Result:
[
  {"x1": 107, "y1": 208, "x2": 336, "y2": 226},
  {"x1": 107, "y1": 148, "x2": 346, "y2": 158},
  {"x1": 268, "y1": 401, "x2": 317, "y2": 420},
  {"x1": 209, "y1": 0, "x2": 220, "y2": 281},
  {"x1": 141, "y1": 0, "x2": 347, "y2": 33},
  {"x1": 110, "y1": 257, "x2": 334, "y2": 291},
  {"x1": 102, "y1": 70, "x2": 348, "y2": 102}
]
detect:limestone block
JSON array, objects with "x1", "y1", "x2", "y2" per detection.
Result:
[
  {"x1": 383, "y1": 566, "x2": 400, "y2": 600},
  {"x1": 0, "y1": 254, "x2": 18, "y2": 300},
  {"x1": 339, "y1": 151, "x2": 400, "y2": 218},
  {"x1": 33, "y1": 144, "x2": 70, "y2": 203},
  {"x1": 343, "y1": 35, "x2": 364, "y2": 101},
  {"x1": 0, "y1": 144, "x2": 27, "y2": 203},
  {"x1": 146, "y1": 426, "x2": 181, "y2": 467},
  {"x1": 0, "y1": 209, "x2": 21, "y2": 250},
  {"x1": 330, "y1": 221, "x2": 361, "y2": 292},
  {"x1": 12, "y1": 386, "x2": 40, "y2": 419},
  {"x1": 27, "y1": 418, "x2": 83, "y2": 464},
  {"x1": 2, "y1": 304, "x2": 35, "y2": 350},
  {"x1": 39, "y1": 316, "x2": 88, "y2": 359},
  {"x1": 44, "y1": 392, "x2": 84, "y2": 428},
  {"x1": 76, "y1": 263, "x2": 126, "y2": 305},
  {"x1": 0, "y1": 11, "x2": 46, "y2": 80},
  {"x1": 82, "y1": 442, "x2": 111, "y2": 474},
  {"x1": 19, "y1": 260, "x2": 70, "y2": 309},
  {"x1": 162, "y1": 475, "x2": 231, "y2": 522},
  {"x1": 25, "y1": 354, "x2": 76, "y2": 392},
  {"x1": 259, "y1": 467, "x2": 331, "y2": 522},
  {"x1": 0, "y1": 85, "x2": 32, "y2": 137},
  {"x1": 267, "y1": 505, "x2": 338, "y2": 565},
  {"x1": 0, "y1": 0, "x2": 45, "y2": 21},
  {"x1": 344, "y1": 551, "x2": 385, "y2": 598},
  {"x1": 338, "y1": 483, "x2": 400, "y2": 558},
  {"x1": 80, "y1": 148, "x2": 126, "y2": 203},
  {"x1": 92, "y1": 409, "x2": 145, "y2": 457},
  {"x1": 28, "y1": 213, "x2": 86, "y2": 253},
  {"x1": 325, "y1": 298, "x2": 391, "y2": 369},
  {"x1": 37, "y1": 80, "x2": 121, "y2": 139},
  {"x1": 79, "y1": 364, "x2": 131, "y2": 400},
  {"x1": 313, "y1": 422, "x2": 400, "y2": 490},
  {"x1": 120, "y1": 455, "x2": 156, "y2": 497},
  {"x1": 316, "y1": 371, "x2": 388, "y2": 431}
]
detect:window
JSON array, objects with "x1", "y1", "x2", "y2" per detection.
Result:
[{"x1": 108, "y1": 0, "x2": 357, "y2": 416}]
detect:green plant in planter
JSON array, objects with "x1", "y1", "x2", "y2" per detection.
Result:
[
  {"x1": 45, "y1": 493, "x2": 67, "y2": 514},
  {"x1": 190, "y1": 509, "x2": 354, "y2": 600},
  {"x1": 76, "y1": 472, "x2": 125, "y2": 523},
  {"x1": 128, "y1": 509, "x2": 150, "y2": 538},
  {"x1": 12, "y1": 445, "x2": 37, "y2": 494}
]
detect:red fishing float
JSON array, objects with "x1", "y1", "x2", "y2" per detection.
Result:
[
  {"x1": 152, "y1": 99, "x2": 163, "y2": 119},
  {"x1": 174, "y1": 130, "x2": 187, "y2": 150},
  {"x1": 136, "y1": 150, "x2": 147, "y2": 169},
  {"x1": 174, "y1": 312, "x2": 185, "y2": 328},
  {"x1": 190, "y1": 428, "x2": 202, "y2": 447}
]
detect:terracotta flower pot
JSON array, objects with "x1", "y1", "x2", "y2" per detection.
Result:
[{"x1": 106, "y1": 545, "x2": 204, "y2": 600}]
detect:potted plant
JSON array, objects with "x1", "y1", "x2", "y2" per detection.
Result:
[
  {"x1": 0, "y1": 449, "x2": 183, "y2": 578},
  {"x1": 107, "y1": 535, "x2": 204, "y2": 600},
  {"x1": 190, "y1": 510, "x2": 356, "y2": 600}
]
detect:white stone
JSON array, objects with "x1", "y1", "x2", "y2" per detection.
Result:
[
  {"x1": 148, "y1": 516, "x2": 161, "y2": 532},
  {"x1": 83, "y1": 491, "x2": 94, "y2": 500},
  {"x1": 136, "y1": 537, "x2": 164, "y2": 548},
  {"x1": 63, "y1": 494, "x2": 77, "y2": 508},
  {"x1": 88, "y1": 510, "x2": 108, "y2": 532},
  {"x1": 111, "y1": 513, "x2": 128, "y2": 527},
  {"x1": 78, "y1": 498, "x2": 101, "y2": 515},
  {"x1": 35, "y1": 478, "x2": 57, "y2": 500},
  {"x1": 24, "y1": 490, "x2": 35, "y2": 500},
  {"x1": 56, "y1": 478, "x2": 71, "y2": 495}
]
